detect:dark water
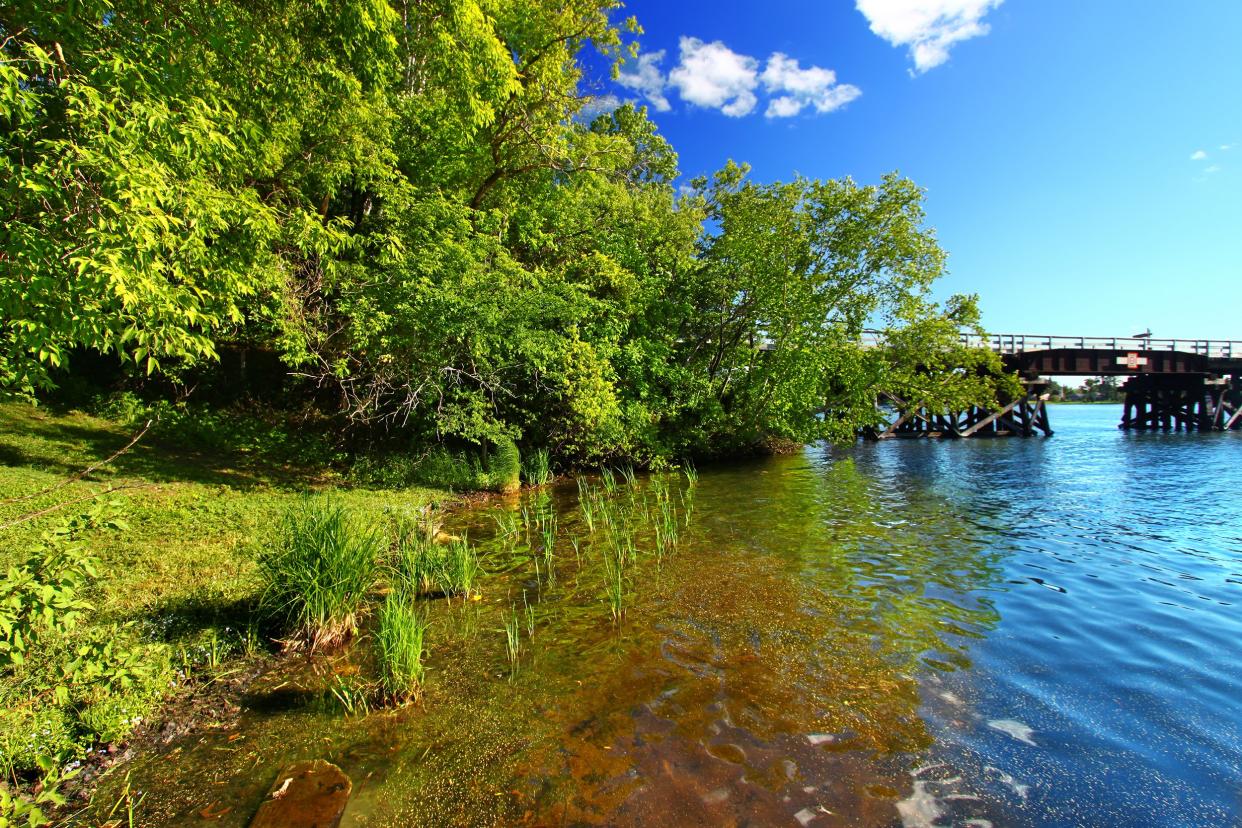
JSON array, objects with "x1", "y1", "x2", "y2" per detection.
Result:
[{"x1": 96, "y1": 404, "x2": 1242, "y2": 826}]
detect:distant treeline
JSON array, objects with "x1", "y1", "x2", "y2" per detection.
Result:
[
  {"x1": 1, "y1": 0, "x2": 1014, "y2": 464},
  {"x1": 1048, "y1": 377, "x2": 1124, "y2": 403}
]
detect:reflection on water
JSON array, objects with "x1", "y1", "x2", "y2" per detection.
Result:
[{"x1": 91, "y1": 405, "x2": 1242, "y2": 827}]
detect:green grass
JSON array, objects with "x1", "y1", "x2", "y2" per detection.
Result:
[
  {"x1": 373, "y1": 592, "x2": 428, "y2": 704},
  {"x1": 0, "y1": 401, "x2": 446, "y2": 776},
  {"x1": 258, "y1": 497, "x2": 381, "y2": 650}
]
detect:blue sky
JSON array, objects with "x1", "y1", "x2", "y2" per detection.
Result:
[{"x1": 587, "y1": 1, "x2": 1242, "y2": 340}]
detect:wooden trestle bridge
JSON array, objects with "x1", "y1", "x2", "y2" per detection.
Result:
[{"x1": 868, "y1": 333, "x2": 1242, "y2": 439}]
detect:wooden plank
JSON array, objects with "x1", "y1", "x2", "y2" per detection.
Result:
[
  {"x1": 959, "y1": 396, "x2": 1025, "y2": 437},
  {"x1": 1226, "y1": 405, "x2": 1242, "y2": 430}
]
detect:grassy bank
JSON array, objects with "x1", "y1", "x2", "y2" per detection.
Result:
[{"x1": 0, "y1": 401, "x2": 447, "y2": 814}]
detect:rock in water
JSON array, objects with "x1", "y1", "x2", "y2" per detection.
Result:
[{"x1": 250, "y1": 760, "x2": 351, "y2": 828}]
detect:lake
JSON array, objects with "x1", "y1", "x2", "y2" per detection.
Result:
[{"x1": 98, "y1": 403, "x2": 1242, "y2": 826}]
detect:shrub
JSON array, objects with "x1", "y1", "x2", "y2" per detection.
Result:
[
  {"x1": 0, "y1": 519, "x2": 99, "y2": 670},
  {"x1": 353, "y1": 446, "x2": 492, "y2": 491},
  {"x1": 373, "y1": 593, "x2": 427, "y2": 704},
  {"x1": 259, "y1": 498, "x2": 380, "y2": 650},
  {"x1": 0, "y1": 504, "x2": 172, "y2": 787}
]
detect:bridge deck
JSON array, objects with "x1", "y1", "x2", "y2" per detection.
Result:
[{"x1": 853, "y1": 331, "x2": 1242, "y2": 376}]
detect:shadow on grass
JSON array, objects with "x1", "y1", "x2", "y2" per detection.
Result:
[
  {"x1": 137, "y1": 594, "x2": 258, "y2": 641},
  {"x1": 0, "y1": 403, "x2": 326, "y2": 491}
]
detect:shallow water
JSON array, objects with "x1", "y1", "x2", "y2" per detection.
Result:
[{"x1": 93, "y1": 405, "x2": 1242, "y2": 826}]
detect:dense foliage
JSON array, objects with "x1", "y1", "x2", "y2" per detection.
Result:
[{"x1": 1, "y1": 0, "x2": 1014, "y2": 464}]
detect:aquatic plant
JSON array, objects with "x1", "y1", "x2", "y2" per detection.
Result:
[
  {"x1": 601, "y1": 467, "x2": 617, "y2": 493},
  {"x1": 603, "y1": 553, "x2": 626, "y2": 623},
  {"x1": 523, "y1": 594, "x2": 536, "y2": 638},
  {"x1": 329, "y1": 673, "x2": 374, "y2": 715},
  {"x1": 540, "y1": 515, "x2": 557, "y2": 561},
  {"x1": 504, "y1": 605, "x2": 522, "y2": 666},
  {"x1": 492, "y1": 510, "x2": 519, "y2": 549},
  {"x1": 259, "y1": 498, "x2": 380, "y2": 650},
  {"x1": 374, "y1": 592, "x2": 428, "y2": 704},
  {"x1": 577, "y1": 477, "x2": 599, "y2": 532},
  {"x1": 619, "y1": 464, "x2": 637, "y2": 485},
  {"x1": 523, "y1": 448, "x2": 552, "y2": 486},
  {"x1": 682, "y1": 461, "x2": 699, "y2": 486},
  {"x1": 654, "y1": 491, "x2": 679, "y2": 554},
  {"x1": 388, "y1": 518, "x2": 481, "y2": 600},
  {"x1": 390, "y1": 523, "x2": 440, "y2": 595}
]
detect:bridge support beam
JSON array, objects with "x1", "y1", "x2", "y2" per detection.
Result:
[
  {"x1": 1120, "y1": 374, "x2": 1241, "y2": 431},
  {"x1": 871, "y1": 387, "x2": 1053, "y2": 439}
]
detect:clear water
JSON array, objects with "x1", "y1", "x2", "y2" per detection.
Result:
[{"x1": 95, "y1": 404, "x2": 1242, "y2": 826}]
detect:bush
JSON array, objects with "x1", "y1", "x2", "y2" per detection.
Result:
[
  {"x1": 150, "y1": 402, "x2": 338, "y2": 467},
  {"x1": 352, "y1": 446, "x2": 491, "y2": 491},
  {"x1": 259, "y1": 498, "x2": 380, "y2": 650},
  {"x1": 89, "y1": 390, "x2": 150, "y2": 424},
  {"x1": 0, "y1": 504, "x2": 172, "y2": 786},
  {"x1": 373, "y1": 593, "x2": 427, "y2": 704}
]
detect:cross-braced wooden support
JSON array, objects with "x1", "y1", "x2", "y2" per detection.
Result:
[
  {"x1": 869, "y1": 384, "x2": 1053, "y2": 440},
  {"x1": 1121, "y1": 374, "x2": 1242, "y2": 431}
]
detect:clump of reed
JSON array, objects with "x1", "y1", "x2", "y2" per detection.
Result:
[
  {"x1": 524, "y1": 594, "x2": 536, "y2": 638},
  {"x1": 492, "y1": 510, "x2": 520, "y2": 552},
  {"x1": 522, "y1": 448, "x2": 553, "y2": 487},
  {"x1": 259, "y1": 497, "x2": 381, "y2": 651},
  {"x1": 374, "y1": 591, "x2": 428, "y2": 704},
  {"x1": 389, "y1": 515, "x2": 481, "y2": 599},
  {"x1": 328, "y1": 673, "x2": 373, "y2": 715}
]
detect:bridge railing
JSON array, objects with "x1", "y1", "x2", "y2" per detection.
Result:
[
  {"x1": 961, "y1": 334, "x2": 1241, "y2": 358},
  {"x1": 855, "y1": 331, "x2": 1241, "y2": 358}
]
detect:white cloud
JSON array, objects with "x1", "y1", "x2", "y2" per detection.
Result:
[
  {"x1": 1204, "y1": 165, "x2": 1221, "y2": 174},
  {"x1": 761, "y1": 53, "x2": 862, "y2": 117},
  {"x1": 1191, "y1": 150, "x2": 1208, "y2": 160},
  {"x1": 668, "y1": 37, "x2": 759, "y2": 117},
  {"x1": 579, "y1": 94, "x2": 623, "y2": 121},
  {"x1": 616, "y1": 50, "x2": 671, "y2": 112},
  {"x1": 1221, "y1": 143, "x2": 1236, "y2": 151},
  {"x1": 856, "y1": 0, "x2": 1003, "y2": 73}
]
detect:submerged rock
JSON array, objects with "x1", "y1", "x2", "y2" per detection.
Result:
[{"x1": 250, "y1": 760, "x2": 351, "y2": 828}]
